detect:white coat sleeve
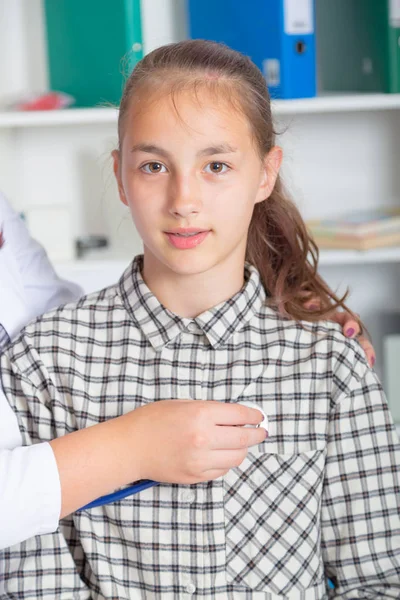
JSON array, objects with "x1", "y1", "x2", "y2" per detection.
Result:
[
  {"x1": 0, "y1": 192, "x2": 83, "y2": 333},
  {"x1": 0, "y1": 243, "x2": 32, "y2": 341},
  {"x1": 0, "y1": 385, "x2": 61, "y2": 549}
]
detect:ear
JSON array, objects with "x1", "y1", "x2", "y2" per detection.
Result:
[
  {"x1": 255, "y1": 146, "x2": 283, "y2": 204},
  {"x1": 112, "y1": 149, "x2": 128, "y2": 207}
]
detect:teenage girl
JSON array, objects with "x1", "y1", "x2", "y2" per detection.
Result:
[{"x1": 2, "y1": 40, "x2": 398, "y2": 599}]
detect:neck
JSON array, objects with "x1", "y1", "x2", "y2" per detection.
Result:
[{"x1": 142, "y1": 253, "x2": 246, "y2": 318}]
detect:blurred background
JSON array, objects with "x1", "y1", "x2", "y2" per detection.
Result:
[{"x1": 0, "y1": 0, "x2": 400, "y2": 424}]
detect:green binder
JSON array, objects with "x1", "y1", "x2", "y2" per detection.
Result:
[
  {"x1": 317, "y1": 0, "x2": 400, "y2": 94},
  {"x1": 44, "y1": 0, "x2": 143, "y2": 107},
  {"x1": 387, "y1": 1, "x2": 400, "y2": 93}
]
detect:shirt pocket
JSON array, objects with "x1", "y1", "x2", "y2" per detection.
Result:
[{"x1": 223, "y1": 448, "x2": 326, "y2": 595}]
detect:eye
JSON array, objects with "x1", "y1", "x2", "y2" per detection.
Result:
[
  {"x1": 141, "y1": 162, "x2": 167, "y2": 174},
  {"x1": 204, "y1": 162, "x2": 229, "y2": 174}
]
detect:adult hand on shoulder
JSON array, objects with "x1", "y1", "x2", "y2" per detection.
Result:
[
  {"x1": 304, "y1": 297, "x2": 376, "y2": 367},
  {"x1": 128, "y1": 400, "x2": 267, "y2": 485},
  {"x1": 329, "y1": 310, "x2": 375, "y2": 367}
]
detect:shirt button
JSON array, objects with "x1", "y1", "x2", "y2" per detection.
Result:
[
  {"x1": 187, "y1": 321, "x2": 199, "y2": 333},
  {"x1": 180, "y1": 490, "x2": 195, "y2": 503},
  {"x1": 185, "y1": 582, "x2": 196, "y2": 594}
]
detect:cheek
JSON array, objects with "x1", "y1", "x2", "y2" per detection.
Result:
[
  {"x1": 122, "y1": 173, "x2": 163, "y2": 214},
  {"x1": 210, "y1": 184, "x2": 257, "y2": 224}
]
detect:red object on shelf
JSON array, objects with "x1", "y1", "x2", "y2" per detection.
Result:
[{"x1": 16, "y1": 92, "x2": 75, "y2": 111}]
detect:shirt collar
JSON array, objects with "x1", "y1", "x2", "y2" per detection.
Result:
[{"x1": 118, "y1": 256, "x2": 266, "y2": 350}]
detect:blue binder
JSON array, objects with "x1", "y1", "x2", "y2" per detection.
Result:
[{"x1": 187, "y1": 0, "x2": 316, "y2": 99}]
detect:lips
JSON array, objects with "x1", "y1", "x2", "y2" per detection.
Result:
[{"x1": 165, "y1": 228, "x2": 210, "y2": 249}]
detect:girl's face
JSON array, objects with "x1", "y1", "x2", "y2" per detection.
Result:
[{"x1": 113, "y1": 87, "x2": 282, "y2": 280}]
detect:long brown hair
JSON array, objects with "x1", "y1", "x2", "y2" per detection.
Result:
[{"x1": 118, "y1": 39, "x2": 360, "y2": 327}]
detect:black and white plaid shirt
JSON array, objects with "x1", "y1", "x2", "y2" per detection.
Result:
[
  {"x1": 0, "y1": 324, "x2": 9, "y2": 351},
  {"x1": 1, "y1": 256, "x2": 399, "y2": 599}
]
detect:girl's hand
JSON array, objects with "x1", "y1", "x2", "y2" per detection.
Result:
[
  {"x1": 127, "y1": 400, "x2": 267, "y2": 484},
  {"x1": 304, "y1": 298, "x2": 376, "y2": 367}
]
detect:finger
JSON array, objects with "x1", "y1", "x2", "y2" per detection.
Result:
[
  {"x1": 358, "y1": 337, "x2": 376, "y2": 367},
  {"x1": 330, "y1": 311, "x2": 361, "y2": 338},
  {"x1": 329, "y1": 311, "x2": 347, "y2": 326},
  {"x1": 199, "y1": 469, "x2": 229, "y2": 482},
  {"x1": 359, "y1": 337, "x2": 374, "y2": 353},
  {"x1": 210, "y1": 448, "x2": 249, "y2": 470},
  {"x1": 210, "y1": 402, "x2": 265, "y2": 427},
  {"x1": 343, "y1": 319, "x2": 360, "y2": 338},
  {"x1": 303, "y1": 296, "x2": 321, "y2": 311},
  {"x1": 211, "y1": 424, "x2": 267, "y2": 450}
]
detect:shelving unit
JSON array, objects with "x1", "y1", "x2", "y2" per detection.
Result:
[
  {"x1": 54, "y1": 245, "x2": 400, "y2": 275},
  {"x1": 1, "y1": 92, "x2": 400, "y2": 128},
  {"x1": 272, "y1": 93, "x2": 400, "y2": 115},
  {"x1": 319, "y1": 247, "x2": 400, "y2": 266},
  {"x1": 1, "y1": 96, "x2": 399, "y2": 379},
  {"x1": 0, "y1": 107, "x2": 119, "y2": 128}
]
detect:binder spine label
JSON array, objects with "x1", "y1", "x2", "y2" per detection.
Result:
[
  {"x1": 389, "y1": 0, "x2": 400, "y2": 27},
  {"x1": 263, "y1": 59, "x2": 281, "y2": 87},
  {"x1": 283, "y1": 0, "x2": 314, "y2": 35}
]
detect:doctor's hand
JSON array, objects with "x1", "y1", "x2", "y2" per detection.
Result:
[
  {"x1": 128, "y1": 400, "x2": 267, "y2": 485},
  {"x1": 53, "y1": 400, "x2": 266, "y2": 519},
  {"x1": 304, "y1": 296, "x2": 376, "y2": 367},
  {"x1": 329, "y1": 309, "x2": 375, "y2": 367}
]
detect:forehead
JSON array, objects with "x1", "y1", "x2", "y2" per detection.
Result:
[{"x1": 123, "y1": 86, "x2": 254, "y2": 150}]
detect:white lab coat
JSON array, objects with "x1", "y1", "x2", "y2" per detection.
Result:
[{"x1": 0, "y1": 192, "x2": 82, "y2": 549}]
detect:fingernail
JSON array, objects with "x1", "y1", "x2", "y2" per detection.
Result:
[
  {"x1": 264, "y1": 430, "x2": 269, "y2": 439},
  {"x1": 308, "y1": 304, "x2": 318, "y2": 310},
  {"x1": 371, "y1": 355, "x2": 375, "y2": 367},
  {"x1": 345, "y1": 328, "x2": 355, "y2": 338}
]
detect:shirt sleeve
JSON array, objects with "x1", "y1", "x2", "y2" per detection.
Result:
[
  {"x1": 0, "y1": 243, "x2": 32, "y2": 340},
  {"x1": 321, "y1": 367, "x2": 400, "y2": 597}
]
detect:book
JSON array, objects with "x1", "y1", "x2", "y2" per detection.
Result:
[
  {"x1": 44, "y1": 0, "x2": 143, "y2": 108},
  {"x1": 307, "y1": 207, "x2": 400, "y2": 250}
]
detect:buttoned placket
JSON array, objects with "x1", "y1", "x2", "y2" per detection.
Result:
[
  {"x1": 157, "y1": 322, "x2": 208, "y2": 595},
  {"x1": 183, "y1": 321, "x2": 229, "y2": 594},
  {"x1": 182, "y1": 322, "x2": 207, "y2": 595}
]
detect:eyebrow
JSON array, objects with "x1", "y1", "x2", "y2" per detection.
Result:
[{"x1": 130, "y1": 143, "x2": 238, "y2": 158}]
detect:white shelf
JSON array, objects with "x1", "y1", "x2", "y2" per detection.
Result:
[
  {"x1": 55, "y1": 255, "x2": 131, "y2": 294},
  {"x1": 272, "y1": 93, "x2": 400, "y2": 115},
  {"x1": 319, "y1": 247, "x2": 400, "y2": 266},
  {"x1": 56, "y1": 246, "x2": 400, "y2": 272},
  {"x1": 1, "y1": 94, "x2": 400, "y2": 128},
  {"x1": 0, "y1": 107, "x2": 118, "y2": 128},
  {"x1": 54, "y1": 247, "x2": 400, "y2": 275},
  {"x1": 56, "y1": 257, "x2": 129, "y2": 272}
]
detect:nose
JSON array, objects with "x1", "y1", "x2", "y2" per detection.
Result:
[{"x1": 168, "y1": 174, "x2": 202, "y2": 219}]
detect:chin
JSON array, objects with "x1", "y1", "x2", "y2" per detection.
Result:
[{"x1": 162, "y1": 251, "x2": 219, "y2": 277}]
